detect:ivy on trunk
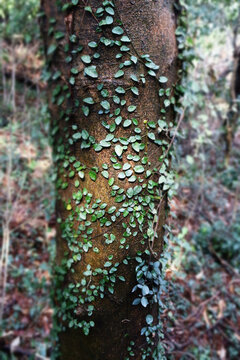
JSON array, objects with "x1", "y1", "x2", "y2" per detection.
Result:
[{"x1": 40, "y1": 0, "x2": 180, "y2": 359}]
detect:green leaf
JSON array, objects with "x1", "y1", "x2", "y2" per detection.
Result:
[
  {"x1": 148, "y1": 121, "x2": 156, "y2": 128},
  {"x1": 101, "y1": 38, "x2": 112, "y2": 46},
  {"x1": 159, "y1": 89, "x2": 165, "y2": 97},
  {"x1": 123, "y1": 119, "x2": 132, "y2": 128},
  {"x1": 81, "y1": 55, "x2": 91, "y2": 64},
  {"x1": 148, "y1": 132, "x2": 156, "y2": 141},
  {"x1": 101, "y1": 100, "x2": 110, "y2": 110},
  {"x1": 128, "y1": 175, "x2": 137, "y2": 182},
  {"x1": 62, "y1": 3, "x2": 72, "y2": 11},
  {"x1": 132, "y1": 142, "x2": 140, "y2": 153},
  {"x1": 141, "y1": 297, "x2": 148, "y2": 307},
  {"x1": 75, "y1": 180, "x2": 80, "y2": 187},
  {"x1": 104, "y1": 261, "x2": 112, "y2": 267},
  {"x1": 55, "y1": 31, "x2": 65, "y2": 40},
  {"x1": 131, "y1": 55, "x2": 138, "y2": 64},
  {"x1": 113, "y1": 95, "x2": 120, "y2": 104},
  {"x1": 84, "y1": 65, "x2": 98, "y2": 78},
  {"x1": 118, "y1": 172, "x2": 125, "y2": 180},
  {"x1": 131, "y1": 87, "x2": 139, "y2": 96},
  {"x1": 132, "y1": 155, "x2": 140, "y2": 161},
  {"x1": 94, "y1": 144, "x2": 102, "y2": 152},
  {"x1": 115, "y1": 70, "x2": 124, "y2": 78},
  {"x1": 112, "y1": 26, "x2": 124, "y2": 35},
  {"x1": 69, "y1": 76, "x2": 75, "y2": 85},
  {"x1": 142, "y1": 285, "x2": 150, "y2": 295},
  {"x1": 115, "y1": 116, "x2": 122, "y2": 125},
  {"x1": 47, "y1": 43, "x2": 57, "y2": 55},
  {"x1": 125, "y1": 169, "x2": 133, "y2": 177},
  {"x1": 131, "y1": 74, "x2": 138, "y2": 82},
  {"x1": 108, "y1": 178, "x2": 114, "y2": 186},
  {"x1": 78, "y1": 171, "x2": 85, "y2": 179},
  {"x1": 106, "y1": 6, "x2": 114, "y2": 15},
  {"x1": 106, "y1": 16, "x2": 113, "y2": 24},
  {"x1": 106, "y1": 134, "x2": 114, "y2": 141},
  {"x1": 123, "y1": 163, "x2": 131, "y2": 170},
  {"x1": 69, "y1": 34, "x2": 77, "y2": 43},
  {"x1": 72, "y1": 0, "x2": 78, "y2": 4},
  {"x1": 65, "y1": 56, "x2": 72, "y2": 63},
  {"x1": 108, "y1": 206, "x2": 116, "y2": 214},
  {"x1": 148, "y1": 70, "x2": 156, "y2": 77},
  {"x1": 115, "y1": 144, "x2": 123, "y2": 157},
  {"x1": 82, "y1": 105, "x2": 89, "y2": 117},
  {"x1": 128, "y1": 105, "x2": 136, "y2": 113},
  {"x1": 100, "y1": 16, "x2": 113, "y2": 26},
  {"x1": 120, "y1": 45, "x2": 130, "y2": 52},
  {"x1": 121, "y1": 35, "x2": 131, "y2": 42},
  {"x1": 115, "y1": 87, "x2": 125, "y2": 94},
  {"x1": 164, "y1": 99, "x2": 171, "y2": 107},
  {"x1": 88, "y1": 41, "x2": 98, "y2": 48},
  {"x1": 115, "y1": 195, "x2": 125, "y2": 203},
  {"x1": 159, "y1": 76, "x2": 168, "y2": 83},
  {"x1": 146, "y1": 170, "x2": 152, "y2": 178},
  {"x1": 119, "y1": 138, "x2": 128, "y2": 146},
  {"x1": 134, "y1": 165, "x2": 144, "y2": 174},
  {"x1": 83, "y1": 97, "x2": 94, "y2": 104},
  {"x1": 101, "y1": 89, "x2": 109, "y2": 98},
  {"x1": 89, "y1": 170, "x2": 97, "y2": 181},
  {"x1": 82, "y1": 129, "x2": 89, "y2": 139},
  {"x1": 101, "y1": 170, "x2": 109, "y2": 179},
  {"x1": 133, "y1": 185, "x2": 142, "y2": 195},
  {"x1": 145, "y1": 61, "x2": 159, "y2": 70},
  {"x1": 73, "y1": 132, "x2": 81, "y2": 140},
  {"x1": 100, "y1": 140, "x2": 111, "y2": 147},
  {"x1": 110, "y1": 123, "x2": 116, "y2": 132},
  {"x1": 69, "y1": 170, "x2": 75, "y2": 178},
  {"x1": 159, "y1": 175, "x2": 165, "y2": 184},
  {"x1": 132, "y1": 298, "x2": 141, "y2": 305},
  {"x1": 84, "y1": 5, "x2": 92, "y2": 12},
  {"x1": 127, "y1": 188, "x2": 134, "y2": 198},
  {"x1": 146, "y1": 314, "x2": 153, "y2": 325},
  {"x1": 71, "y1": 67, "x2": 79, "y2": 74},
  {"x1": 108, "y1": 286, "x2": 114, "y2": 294},
  {"x1": 124, "y1": 60, "x2": 132, "y2": 66}
]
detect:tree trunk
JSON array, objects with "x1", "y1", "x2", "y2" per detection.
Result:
[
  {"x1": 224, "y1": 46, "x2": 240, "y2": 165},
  {"x1": 40, "y1": 1, "x2": 180, "y2": 359}
]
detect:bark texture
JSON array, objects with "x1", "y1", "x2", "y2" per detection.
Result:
[{"x1": 41, "y1": 1, "x2": 179, "y2": 359}]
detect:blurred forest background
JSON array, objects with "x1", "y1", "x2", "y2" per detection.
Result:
[{"x1": 0, "y1": 0, "x2": 240, "y2": 359}]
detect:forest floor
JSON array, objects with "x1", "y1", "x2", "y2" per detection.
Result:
[{"x1": 0, "y1": 39, "x2": 240, "y2": 360}]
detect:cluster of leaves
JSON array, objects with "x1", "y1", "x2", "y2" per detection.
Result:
[
  {"x1": 0, "y1": 0, "x2": 40, "y2": 43},
  {"x1": 43, "y1": 0, "x2": 180, "y2": 359}
]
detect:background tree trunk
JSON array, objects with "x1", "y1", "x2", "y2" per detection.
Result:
[
  {"x1": 41, "y1": 1, "x2": 179, "y2": 359},
  {"x1": 224, "y1": 46, "x2": 240, "y2": 165}
]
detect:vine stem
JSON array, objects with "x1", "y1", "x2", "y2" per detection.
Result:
[
  {"x1": 161, "y1": 107, "x2": 185, "y2": 161},
  {"x1": 149, "y1": 192, "x2": 167, "y2": 257}
]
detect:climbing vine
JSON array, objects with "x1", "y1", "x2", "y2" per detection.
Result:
[{"x1": 41, "y1": 0, "x2": 183, "y2": 359}]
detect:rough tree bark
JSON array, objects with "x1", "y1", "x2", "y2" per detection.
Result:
[{"x1": 41, "y1": 1, "x2": 180, "y2": 359}]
